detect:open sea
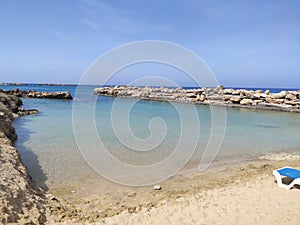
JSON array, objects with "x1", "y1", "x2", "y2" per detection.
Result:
[{"x1": 1, "y1": 84, "x2": 300, "y2": 189}]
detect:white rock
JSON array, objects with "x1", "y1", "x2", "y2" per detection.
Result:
[
  {"x1": 230, "y1": 96, "x2": 241, "y2": 103},
  {"x1": 253, "y1": 93, "x2": 261, "y2": 99},
  {"x1": 240, "y1": 99, "x2": 253, "y2": 105},
  {"x1": 271, "y1": 91, "x2": 287, "y2": 99},
  {"x1": 223, "y1": 89, "x2": 233, "y2": 94},
  {"x1": 286, "y1": 93, "x2": 296, "y2": 100},
  {"x1": 154, "y1": 185, "x2": 161, "y2": 190}
]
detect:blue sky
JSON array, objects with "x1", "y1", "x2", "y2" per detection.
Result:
[{"x1": 0, "y1": 0, "x2": 299, "y2": 87}]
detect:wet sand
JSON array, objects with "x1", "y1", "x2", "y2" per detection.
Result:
[{"x1": 46, "y1": 152, "x2": 300, "y2": 224}]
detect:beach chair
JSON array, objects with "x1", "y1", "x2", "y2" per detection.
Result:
[{"x1": 273, "y1": 167, "x2": 300, "y2": 190}]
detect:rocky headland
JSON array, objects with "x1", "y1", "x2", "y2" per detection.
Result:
[
  {"x1": 94, "y1": 86, "x2": 300, "y2": 113},
  {"x1": 0, "y1": 93, "x2": 47, "y2": 224},
  {"x1": 0, "y1": 82, "x2": 76, "y2": 87},
  {"x1": 0, "y1": 82, "x2": 23, "y2": 86},
  {"x1": 0, "y1": 89, "x2": 73, "y2": 100}
]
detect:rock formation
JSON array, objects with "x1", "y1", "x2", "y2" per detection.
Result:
[
  {"x1": 94, "y1": 86, "x2": 300, "y2": 113},
  {"x1": 0, "y1": 89, "x2": 73, "y2": 100},
  {"x1": 0, "y1": 82, "x2": 23, "y2": 86},
  {"x1": 0, "y1": 93, "x2": 46, "y2": 224}
]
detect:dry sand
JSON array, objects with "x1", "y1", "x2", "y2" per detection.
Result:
[
  {"x1": 47, "y1": 153, "x2": 300, "y2": 225},
  {"x1": 103, "y1": 173, "x2": 300, "y2": 225}
]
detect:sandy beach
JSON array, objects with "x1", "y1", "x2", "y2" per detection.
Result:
[
  {"x1": 1, "y1": 0, "x2": 300, "y2": 223},
  {"x1": 46, "y1": 153, "x2": 300, "y2": 225}
]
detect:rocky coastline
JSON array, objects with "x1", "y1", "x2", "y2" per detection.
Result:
[
  {"x1": 0, "y1": 82, "x2": 76, "y2": 87},
  {"x1": 0, "y1": 89, "x2": 73, "y2": 100},
  {"x1": 94, "y1": 86, "x2": 300, "y2": 113},
  {"x1": 0, "y1": 93, "x2": 47, "y2": 224}
]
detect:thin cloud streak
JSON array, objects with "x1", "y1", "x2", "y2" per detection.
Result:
[
  {"x1": 78, "y1": 0, "x2": 173, "y2": 34},
  {"x1": 79, "y1": 0, "x2": 114, "y2": 11}
]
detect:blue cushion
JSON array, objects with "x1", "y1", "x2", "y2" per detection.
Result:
[{"x1": 277, "y1": 168, "x2": 300, "y2": 179}]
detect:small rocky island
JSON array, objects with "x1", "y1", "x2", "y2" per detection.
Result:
[
  {"x1": 94, "y1": 86, "x2": 300, "y2": 113},
  {"x1": 0, "y1": 89, "x2": 73, "y2": 100}
]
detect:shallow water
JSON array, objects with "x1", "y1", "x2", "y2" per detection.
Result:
[{"x1": 4, "y1": 85, "x2": 300, "y2": 189}]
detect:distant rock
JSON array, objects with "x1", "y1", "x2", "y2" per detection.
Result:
[
  {"x1": 18, "y1": 108, "x2": 39, "y2": 116},
  {"x1": 240, "y1": 99, "x2": 253, "y2": 105},
  {"x1": 0, "y1": 89, "x2": 73, "y2": 100},
  {"x1": 93, "y1": 86, "x2": 300, "y2": 113},
  {"x1": 0, "y1": 82, "x2": 23, "y2": 86},
  {"x1": 229, "y1": 96, "x2": 241, "y2": 103},
  {"x1": 286, "y1": 93, "x2": 297, "y2": 100},
  {"x1": 271, "y1": 91, "x2": 287, "y2": 99},
  {"x1": 223, "y1": 89, "x2": 234, "y2": 94}
]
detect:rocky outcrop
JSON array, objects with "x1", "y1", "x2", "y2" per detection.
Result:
[
  {"x1": 17, "y1": 108, "x2": 39, "y2": 116},
  {"x1": 0, "y1": 82, "x2": 23, "y2": 86},
  {"x1": 0, "y1": 93, "x2": 46, "y2": 224},
  {"x1": 94, "y1": 86, "x2": 300, "y2": 113},
  {"x1": 0, "y1": 89, "x2": 73, "y2": 100},
  {"x1": 0, "y1": 82, "x2": 76, "y2": 87}
]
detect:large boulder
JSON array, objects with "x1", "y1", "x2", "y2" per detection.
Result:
[
  {"x1": 240, "y1": 99, "x2": 253, "y2": 105},
  {"x1": 271, "y1": 91, "x2": 287, "y2": 99},
  {"x1": 186, "y1": 93, "x2": 197, "y2": 98},
  {"x1": 266, "y1": 98, "x2": 284, "y2": 104},
  {"x1": 213, "y1": 85, "x2": 224, "y2": 94},
  {"x1": 229, "y1": 96, "x2": 241, "y2": 103},
  {"x1": 286, "y1": 93, "x2": 297, "y2": 100},
  {"x1": 223, "y1": 89, "x2": 234, "y2": 94}
]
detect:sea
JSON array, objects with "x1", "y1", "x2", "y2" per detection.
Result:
[{"x1": 1, "y1": 84, "x2": 300, "y2": 189}]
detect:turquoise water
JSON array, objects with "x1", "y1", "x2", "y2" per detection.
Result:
[{"x1": 3, "y1": 85, "x2": 300, "y2": 188}]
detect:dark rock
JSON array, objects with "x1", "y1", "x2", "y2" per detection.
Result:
[
  {"x1": 0, "y1": 89, "x2": 73, "y2": 100},
  {"x1": 18, "y1": 109, "x2": 39, "y2": 116}
]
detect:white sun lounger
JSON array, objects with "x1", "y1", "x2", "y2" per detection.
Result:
[{"x1": 273, "y1": 166, "x2": 300, "y2": 190}]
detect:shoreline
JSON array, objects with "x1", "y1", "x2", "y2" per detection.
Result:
[
  {"x1": 1, "y1": 89, "x2": 300, "y2": 224},
  {"x1": 0, "y1": 90, "x2": 73, "y2": 224},
  {"x1": 94, "y1": 86, "x2": 300, "y2": 113},
  {"x1": 102, "y1": 156, "x2": 300, "y2": 225},
  {"x1": 0, "y1": 92, "x2": 47, "y2": 224},
  {"x1": 46, "y1": 152, "x2": 300, "y2": 224}
]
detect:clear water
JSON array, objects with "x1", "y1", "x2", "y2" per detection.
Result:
[{"x1": 2, "y1": 85, "x2": 300, "y2": 189}]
